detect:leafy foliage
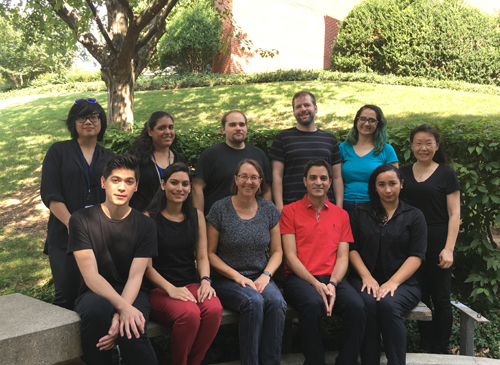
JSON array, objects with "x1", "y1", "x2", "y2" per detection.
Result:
[
  {"x1": 158, "y1": 0, "x2": 222, "y2": 74},
  {"x1": 330, "y1": 0, "x2": 500, "y2": 85}
]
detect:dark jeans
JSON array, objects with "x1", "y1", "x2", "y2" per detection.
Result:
[
  {"x1": 343, "y1": 201, "x2": 366, "y2": 218},
  {"x1": 48, "y1": 244, "x2": 81, "y2": 310},
  {"x1": 418, "y1": 252, "x2": 453, "y2": 354},
  {"x1": 283, "y1": 274, "x2": 367, "y2": 365},
  {"x1": 74, "y1": 290, "x2": 158, "y2": 365},
  {"x1": 349, "y1": 276, "x2": 420, "y2": 365},
  {"x1": 212, "y1": 277, "x2": 286, "y2": 365}
]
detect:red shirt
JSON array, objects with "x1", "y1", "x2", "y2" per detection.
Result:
[{"x1": 280, "y1": 195, "x2": 353, "y2": 277}]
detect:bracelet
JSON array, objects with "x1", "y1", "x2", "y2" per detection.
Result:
[
  {"x1": 201, "y1": 276, "x2": 212, "y2": 284},
  {"x1": 329, "y1": 281, "x2": 338, "y2": 287}
]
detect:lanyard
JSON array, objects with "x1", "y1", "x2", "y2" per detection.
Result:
[
  {"x1": 152, "y1": 150, "x2": 171, "y2": 183},
  {"x1": 80, "y1": 147, "x2": 96, "y2": 201}
]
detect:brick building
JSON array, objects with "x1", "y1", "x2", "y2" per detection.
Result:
[{"x1": 212, "y1": 0, "x2": 498, "y2": 75}]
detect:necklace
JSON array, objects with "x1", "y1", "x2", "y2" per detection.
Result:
[{"x1": 415, "y1": 164, "x2": 434, "y2": 179}]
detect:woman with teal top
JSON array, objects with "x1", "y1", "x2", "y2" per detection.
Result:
[
  {"x1": 340, "y1": 105, "x2": 398, "y2": 216},
  {"x1": 129, "y1": 111, "x2": 187, "y2": 212}
]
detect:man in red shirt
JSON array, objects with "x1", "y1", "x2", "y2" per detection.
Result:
[{"x1": 281, "y1": 159, "x2": 366, "y2": 365}]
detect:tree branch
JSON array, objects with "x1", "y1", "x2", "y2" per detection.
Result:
[
  {"x1": 135, "y1": 0, "x2": 178, "y2": 52},
  {"x1": 134, "y1": 0, "x2": 172, "y2": 30},
  {"x1": 116, "y1": 0, "x2": 134, "y2": 21},
  {"x1": 85, "y1": 0, "x2": 117, "y2": 55}
]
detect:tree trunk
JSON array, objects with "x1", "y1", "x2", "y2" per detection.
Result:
[{"x1": 101, "y1": 62, "x2": 135, "y2": 132}]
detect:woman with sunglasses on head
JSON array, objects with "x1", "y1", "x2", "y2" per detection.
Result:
[
  {"x1": 41, "y1": 98, "x2": 114, "y2": 310},
  {"x1": 207, "y1": 159, "x2": 286, "y2": 365},
  {"x1": 129, "y1": 111, "x2": 187, "y2": 212},
  {"x1": 349, "y1": 164, "x2": 427, "y2": 365},
  {"x1": 340, "y1": 105, "x2": 398, "y2": 216},
  {"x1": 400, "y1": 125, "x2": 460, "y2": 354},
  {"x1": 145, "y1": 162, "x2": 222, "y2": 365}
]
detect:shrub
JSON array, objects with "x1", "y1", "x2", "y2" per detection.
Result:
[
  {"x1": 157, "y1": 0, "x2": 221, "y2": 74},
  {"x1": 331, "y1": 0, "x2": 500, "y2": 85}
]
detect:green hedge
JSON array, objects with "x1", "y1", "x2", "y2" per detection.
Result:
[
  {"x1": 331, "y1": 0, "x2": 500, "y2": 85},
  {"x1": 104, "y1": 120, "x2": 500, "y2": 305},
  {"x1": 4, "y1": 69, "x2": 500, "y2": 101}
]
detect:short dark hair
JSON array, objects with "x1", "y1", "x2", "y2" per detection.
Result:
[
  {"x1": 221, "y1": 110, "x2": 247, "y2": 128},
  {"x1": 303, "y1": 159, "x2": 333, "y2": 180},
  {"x1": 292, "y1": 91, "x2": 316, "y2": 108},
  {"x1": 102, "y1": 153, "x2": 140, "y2": 181},
  {"x1": 368, "y1": 164, "x2": 403, "y2": 224},
  {"x1": 230, "y1": 158, "x2": 265, "y2": 196},
  {"x1": 65, "y1": 100, "x2": 107, "y2": 141},
  {"x1": 409, "y1": 124, "x2": 448, "y2": 164}
]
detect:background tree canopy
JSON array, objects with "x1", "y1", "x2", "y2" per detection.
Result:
[
  {"x1": 157, "y1": 0, "x2": 221, "y2": 74},
  {"x1": 330, "y1": 0, "x2": 500, "y2": 85}
]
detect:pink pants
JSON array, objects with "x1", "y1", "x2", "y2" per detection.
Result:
[{"x1": 150, "y1": 283, "x2": 223, "y2": 365}]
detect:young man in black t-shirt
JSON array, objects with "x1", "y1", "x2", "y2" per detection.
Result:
[{"x1": 68, "y1": 154, "x2": 158, "y2": 365}]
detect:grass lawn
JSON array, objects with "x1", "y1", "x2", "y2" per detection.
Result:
[{"x1": 1, "y1": 79, "x2": 500, "y2": 295}]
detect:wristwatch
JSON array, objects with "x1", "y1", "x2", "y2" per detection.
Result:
[
  {"x1": 263, "y1": 271, "x2": 272, "y2": 278},
  {"x1": 329, "y1": 281, "x2": 338, "y2": 287},
  {"x1": 201, "y1": 276, "x2": 212, "y2": 284}
]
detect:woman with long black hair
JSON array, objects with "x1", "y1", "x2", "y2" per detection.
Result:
[
  {"x1": 129, "y1": 111, "x2": 187, "y2": 212},
  {"x1": 41, "y1": 98, "x2": 114, "y2": 309}
]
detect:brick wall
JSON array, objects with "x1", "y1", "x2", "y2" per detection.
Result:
[{"x1": 212, "y1": 0, "x2": 359, "y2": 74}]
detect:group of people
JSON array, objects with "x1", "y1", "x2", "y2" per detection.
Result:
[{"x1": 40, "y1": 91, "x2": 460, "y2": 365}]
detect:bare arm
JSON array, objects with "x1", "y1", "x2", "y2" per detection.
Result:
[
  {"x1": 207, "y1": 221, "x2": 257, "y2": 290},
  {"x1": 192, "y1": 176, "x2": 206, "y2": 213},
  {"x1": 282, "y1": 233, "x2": 334, "y2": 315},
  {"x1": 254, "y1": 223, "x2": 282, "y2": 293},
  {"x1": 271, "y1": 160, "x2": 285, "y2": 212},
  {"x1": 439, "y1": 190, "x2": 461, "y2": 269},
  {"x1": 332, "y1": 164, "x2": 344, "y2": 209},
  {"x1": 49, "y1": 201, "x2": 72, "y2": 229},
  {"x1": 390, "y1": 162, "x2": 399, "y2": 168},
  {"x1": 195, "y1": 210, "x2": 216, "y2": 302},
  {"x1": 261, "y1": 182, "x2": 273, "y2": 202},
  {"x1": 73, "y1": 250, "x2": 148, "y2": 339}
]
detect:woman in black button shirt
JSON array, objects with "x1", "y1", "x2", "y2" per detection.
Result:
[
  {"x1": 41, "y1": 99, "x2": 114, "y2": 310},
  {"x1": 129, "y1": 111, "x2": 187, "y2": 212},
  {"x1": 348, "y1": 164, "x2": 427, "y2": 365},
  {"x1": 400, "y1": 125, "x2": 460, "y2": 354}
]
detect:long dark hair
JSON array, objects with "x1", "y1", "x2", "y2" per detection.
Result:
[
  {"x1": 409, "y1": 124, "x2": 448, "y2": 165},
  {"x1": 129, "y1": 111, "x2": 174, "y2": 165},
  {"x1": 147, "y1": 162, "x2": 198, "y2": 246},
  {"x1": 368, "y1": 164, "x2": 403, "y2": 225},
  {"x1": 344, "y1": 105, "x2": 388, "y2": 155}
]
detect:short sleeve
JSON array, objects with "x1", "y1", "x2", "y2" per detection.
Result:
[
  {"x1": 206, "y1": 198, "x2": 224, "y2": 231},
  {"x1": 67, "y1": 211, "x2": 91, "y2": 253},
  {"x1": 383, "y1": 144, "x2": 398, "y2": 164},
  {"x1": 262, "y1": 199, "x2": 281, "y2": 229},
  {"x1": 349, "y1": 207, "x2": 362, "y2": 251},
  {"x1": 268, "y1": 132, "x2": 285, "y2": 162},
  {"x1": 279, "y1": 204, "x2": 296, "y2": 234},
  {"x1": 41, "y1": 143, "x2": 65, "y2": 208},
  {"x1": 194, "y1": 148, "x2": 212, "y2": 183},
  {"x1": 408, "y1": 208, "x2": 428, "y2": 260},
  {"x1": 134, "y1": 216, "x2": 158, "y2": 258},
  {"x1": 339, "y1": 142, "x2": 347, "y2": 162},
  {"x1": 330, "y1": 136, "x2": 342, "y2": 165},
  {"x1": 445, "y1": 167, "x2": 461, "y2": 194}
]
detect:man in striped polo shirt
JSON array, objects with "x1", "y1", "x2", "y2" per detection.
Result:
[{"x1": 269, "y1": 91, "x2": 344, "y2": 212}]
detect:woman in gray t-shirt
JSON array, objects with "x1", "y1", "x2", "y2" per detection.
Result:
[{"x1": 207, "y1": 158, "x2": 286, "y2": 365}]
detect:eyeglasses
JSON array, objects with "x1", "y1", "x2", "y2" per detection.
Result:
[
  {"x1": 74, "y1": 98, "x2": 98, "y2": 104},
  {"x1": 357, "y1": 116, "x2": 378, "y2": 125},
  {"x1": 76, "y1": 115, "x2": 101, "y2": 124},
  {"x1": 412, "y1": 142, "x2": 436, "y2": 148},
  {"x1": 236, "y1": 175, "x2": 262, "y2": 182}
]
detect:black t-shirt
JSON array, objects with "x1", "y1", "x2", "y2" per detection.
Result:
[
  {"x1": 41, "y1": 139, "x2": 115, "y2": 250},
  {"x1": 400, "y1": 164, "x2": 461, "y2": 253},
  {"x1": 194, "y1": 142, "x2": 272, "y2": 216},
  {"x1": 130, "y1": 150, "x2": 187, "y2": 212},
  {"x1": 152, "y1": 212, "x2": 198, "y2": 287},
  {"x1": 68, "y1": 205, "x2": 158, "y2": 292},
  {"x1": 268, "y1": 127, "x2": 341, "y2": 205}
]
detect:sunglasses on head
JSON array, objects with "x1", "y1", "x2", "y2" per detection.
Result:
[{"x1": 74, "y1": 98, "x2": 98, "y2": 104}]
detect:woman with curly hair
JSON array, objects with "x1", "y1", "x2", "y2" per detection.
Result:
[
  {"x1": 340, "y1": 105, "x2": 398, "y2": 216},
  {"x1": 128, "y1": 111, "x2": 187, "y2": 212}
]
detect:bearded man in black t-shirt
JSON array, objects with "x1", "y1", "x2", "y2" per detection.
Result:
[{"x1": 68, "y1": 154, "x2": 158, "y2": 365}]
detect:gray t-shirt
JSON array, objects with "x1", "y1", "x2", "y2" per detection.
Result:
[{"x1": 206, "y1": 196, "x2": 281, "y2": 278}]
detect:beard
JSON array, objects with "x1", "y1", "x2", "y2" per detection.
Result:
[{"x1": 295, "y1": 111, "x2": 315, "y2": 126}]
